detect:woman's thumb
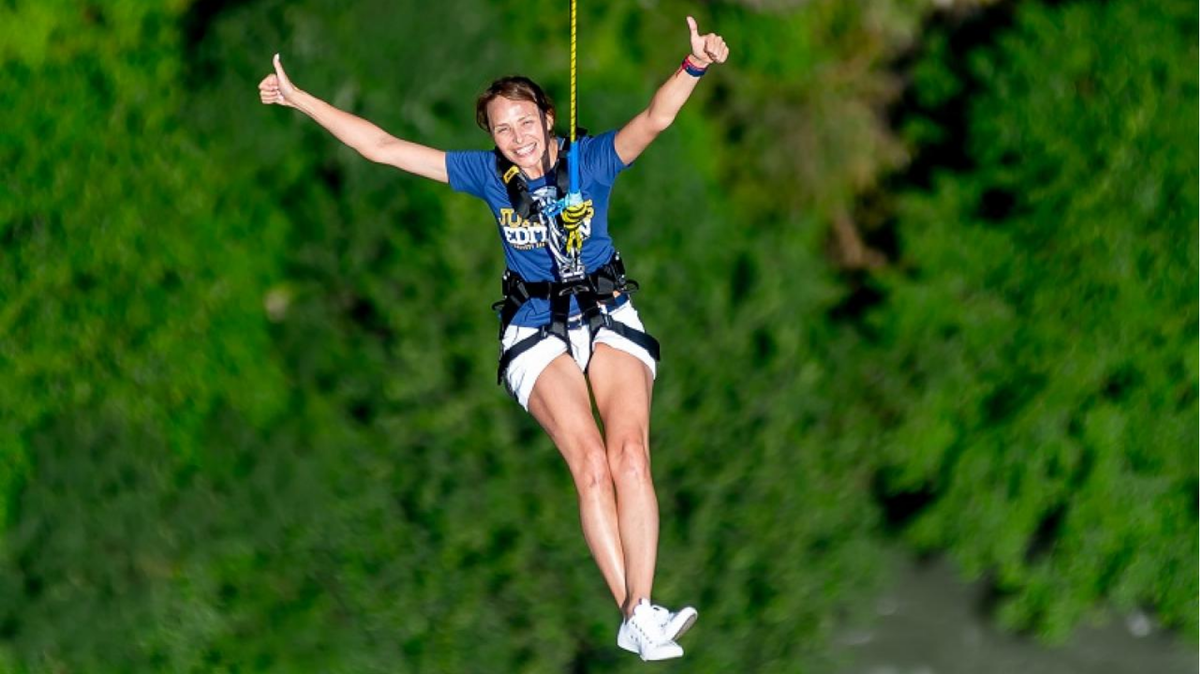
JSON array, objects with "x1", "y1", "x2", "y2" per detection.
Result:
[{"x1": 273, "y1": 53, "x2": 288, "y2": 82}]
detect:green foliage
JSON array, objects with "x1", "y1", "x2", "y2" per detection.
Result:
[
  {"x1": 869, "y1": 0, "x2": 1198, "y2": 641},
  {"x1": 0, "y1": 0, "x2": 291, "y2": 524},
  {"x1": 0, "y1": 0, "x2": 1195, "y2": 670},
  {"x1": 2, "y1": 0, "x2": 895, "y2": 671}
]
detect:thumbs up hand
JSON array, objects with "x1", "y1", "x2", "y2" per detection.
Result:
[
  {"x1": 258, "y1": 53, "x2": 298, "y2": 107},
  {"x1": 686, "y1": 16, "x2": 729, "y2": 68}
]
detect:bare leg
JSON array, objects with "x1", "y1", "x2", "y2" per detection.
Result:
[
  {"x1": 587, "y1": 345, "x2": 657, "y2": 618},
  {"x1": 527, "y1": 354, "x2": 628, "y2": 607}
]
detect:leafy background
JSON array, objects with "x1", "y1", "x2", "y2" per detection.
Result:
[{"x1": 0, "y1": 0, "x2": 1195, "y2": 671}]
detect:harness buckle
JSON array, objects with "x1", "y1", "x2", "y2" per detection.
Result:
[{"x1": 558, "y1": 283, "x2": 590, "y2": 297}]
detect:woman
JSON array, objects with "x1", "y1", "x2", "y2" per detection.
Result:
[{"x1": 260, "y1": 15, "x2": 728, "y2": 661}]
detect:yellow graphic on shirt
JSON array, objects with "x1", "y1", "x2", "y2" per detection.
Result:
[
  {"x1": 497, "y1": 198, "x2": 594, "y2": 255},
  {"x1": 498, "y1": 207, "x2": 549, "y2": 250}
]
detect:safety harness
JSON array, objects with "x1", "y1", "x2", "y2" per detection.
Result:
[
  {"x1": 491, "y1": 139, "x2": 661, "y2": 385},
  {"x1": 492, "y1": 253, "x2": 661, "y2": 384}
]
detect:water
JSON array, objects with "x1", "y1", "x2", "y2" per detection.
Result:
[{"x1": 833, "y1": 555, "x2": 1197, "y2": 674}]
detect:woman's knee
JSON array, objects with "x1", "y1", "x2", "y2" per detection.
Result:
[
  {"x1": 607, "y1": 436, "x2": 651, "y2": 484},
  {"x1": 572, "y1": 445, "x2": 615, "y2": 494}
]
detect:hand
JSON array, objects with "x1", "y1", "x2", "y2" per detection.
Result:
[
  {"x1": 561, "y1": 200, "x2": 594, "y2": 228},
  {"x1": 258, "y1": 53, "x2": 298, "y2": 107},
  {"x1": 686, "y1": 16, "x2": 729, "y2": 68}
]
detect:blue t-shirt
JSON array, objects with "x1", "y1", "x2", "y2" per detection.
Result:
[{"x1": 445, "y1": 130, "x2": 630, "y2": 327}]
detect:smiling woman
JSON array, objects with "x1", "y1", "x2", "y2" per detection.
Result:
[
  {"x1": 477, "y1": 78, "x2": 552, "y2": 162},
  {"x1": 257, "y1": 12, "x2": 727, "y2": 663}
]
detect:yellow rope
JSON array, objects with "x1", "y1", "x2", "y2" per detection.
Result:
[{"x1": 570, "y1": 0, "x2": 577, "y2": 144}]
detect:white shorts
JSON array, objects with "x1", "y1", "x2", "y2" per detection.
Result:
[{"x1": 501, "y1": 301, "x2": 658, "y2": 411}]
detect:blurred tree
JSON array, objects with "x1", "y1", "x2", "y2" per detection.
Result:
[
  {"x1": 865, "y1": 0, "x2": 1198, "y2": 641},
  {"x1": 0, "y1": 0, "x2": 291, "y2": 519},
  {"x1": 2, "y1": 0, "x2": 1194, "y2": 671}
]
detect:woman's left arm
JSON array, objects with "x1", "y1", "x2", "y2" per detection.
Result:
[{"x1": 614, "y1": 16, "x2": 728, "y2": 165}]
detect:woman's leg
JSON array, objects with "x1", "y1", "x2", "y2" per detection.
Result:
[
  {"x1": 586, "y1": 344, "x2": 657, "y2": 618},
  {"x1": 527, "y1": 353, "x2": 628, "y2": 607}
]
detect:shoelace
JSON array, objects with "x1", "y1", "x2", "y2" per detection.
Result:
[
  {"x1": 629, "y1": 604, "x2": 671, "y2": 643},
  {"x1": 627, "y1": 605, "x2": 655, "y2": 638},
  {"x1": 626, "y1": 614, "x2": 652, "y2": 644}
]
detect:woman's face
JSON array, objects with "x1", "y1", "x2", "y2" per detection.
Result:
[{"x1": 487, "y1": 97, "x2": 554, "y2": 174}]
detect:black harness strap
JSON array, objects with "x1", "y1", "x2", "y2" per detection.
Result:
[
  {"x1": 496, "y1": 291, "x2": 572, "y2": 384},
  {"x1": 494, "y1": 253, "x2": 660, "y2": 384}
]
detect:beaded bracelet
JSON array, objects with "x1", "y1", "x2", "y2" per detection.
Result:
[{"x1": 681, "y1": 56, "x2": 708, "y2": 77}]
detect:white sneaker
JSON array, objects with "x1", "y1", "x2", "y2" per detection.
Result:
[
  {"x1": 617, "y1": 600, "x2": 684, "y2": 661},
  {"x1": 651, "y1": 603, "x2": 698, "y2": 642}
]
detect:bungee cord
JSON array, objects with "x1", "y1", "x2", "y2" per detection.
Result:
[
  {"x1": 526, "y1": 0, "x2": 588, "y2": 272},
  {"x1": 559, "y1": 0, "x2": 584, "y2": 260},
  {"x1": 568, "y1": 0, "x2": 580, "y2": 200}
]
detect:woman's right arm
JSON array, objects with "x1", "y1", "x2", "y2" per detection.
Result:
[{"x1": 259, "y1": 54, "x2": 448, "y2": 183}]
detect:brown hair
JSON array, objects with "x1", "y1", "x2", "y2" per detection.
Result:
[{"x1": 475, "y1": 76, "x2": 555, "y2": 132}]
